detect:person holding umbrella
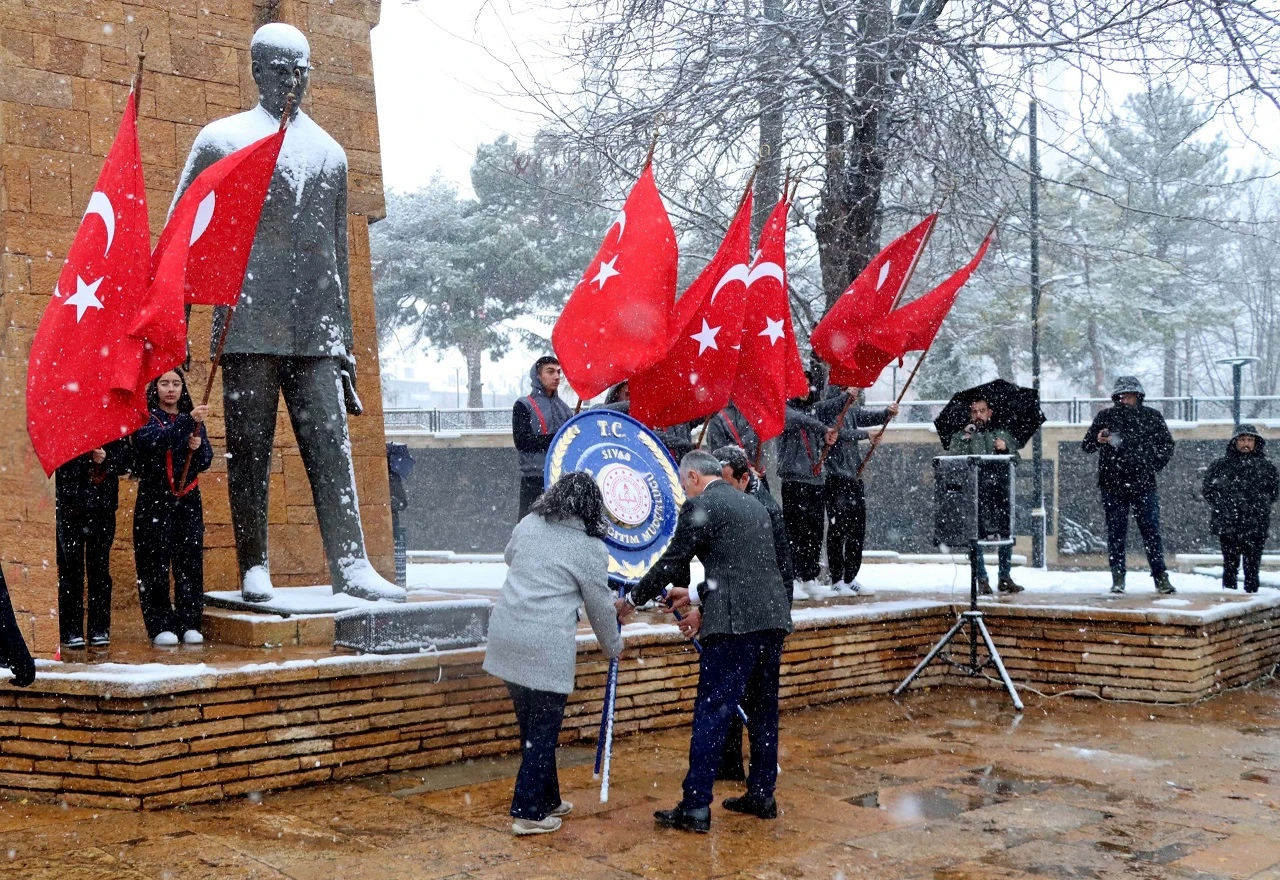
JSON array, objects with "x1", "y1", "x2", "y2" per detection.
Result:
[{"x1": 945, "y1": 397, "x2": 1023, "y2": 594}]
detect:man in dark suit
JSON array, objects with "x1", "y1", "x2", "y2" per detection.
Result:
[{"x1": 617, "y1": 450, "x2": 794, "y2": 833}]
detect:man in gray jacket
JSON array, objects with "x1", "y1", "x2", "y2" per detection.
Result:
[
  {"x1": 779, "y1": 374, "x2": 838, "y2": 600},
  {"x1": 815, "y1": 386, "x2": 897, "y2": 596},
  {"x1": 618, "y1": 450, "x2": 793, "y2": 834},
  {"x1": 512, "y1": 356, "x2": 573, "y2": 519}
]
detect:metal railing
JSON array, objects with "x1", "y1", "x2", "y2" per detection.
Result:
[{"x1": 385, "y1": 395, "x2": 1280, "y2": 434}]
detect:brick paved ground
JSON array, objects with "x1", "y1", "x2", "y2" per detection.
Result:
[{"x1": 3, "y1": 680, "x2": 1279, "y2": 879}]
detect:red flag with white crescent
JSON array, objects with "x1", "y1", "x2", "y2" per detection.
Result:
[
  {"x1": 553, "y1": 163, "x2": 678, "y2": 402},
  {"x1": 26, "y1": 92, "x2": 151, "y2": 476},
  {"x1": 631, "y1": 187, "x2": 754, "y2": 428},
  {"x1": 728, "y1": 195, "x2": 807, "y2": 442},
  {"x1": 810, "y1": 213, "x2": 937, "y2": 387}
]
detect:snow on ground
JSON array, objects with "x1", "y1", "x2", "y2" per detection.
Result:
[{"x1": 408, "y1": 559, "x2": 1274, "y2": 599}]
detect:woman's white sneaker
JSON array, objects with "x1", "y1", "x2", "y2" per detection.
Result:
[
  {"x1": 153, "y1": 631, "x2": 179, "y2": 647},
  {"x1": 512, "y1": 816, "x2": 561, "y2": 835},
  {"x1": 182, "y1": 630, "x2": 204, "y2": 645}
]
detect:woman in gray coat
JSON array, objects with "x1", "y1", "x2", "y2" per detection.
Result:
[{"x1": 483, "y1": 472, "x2": 624, "y2": 835}]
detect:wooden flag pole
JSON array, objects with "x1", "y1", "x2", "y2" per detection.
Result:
[{"x1": 175, "y1": 85, "x2": 297, "y2": 493}]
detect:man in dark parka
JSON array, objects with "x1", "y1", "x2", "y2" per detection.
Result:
[
  {"x1": 1082, "y1": 376, "x2": 1176, "y2": 595},
  {"x1": 1202, "y1": 424, "x2": 1278, "y2": 593}
]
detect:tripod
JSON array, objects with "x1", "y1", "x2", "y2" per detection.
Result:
[{"x1": 893, "y1": 538, "x2": 1024, "y2": 711}]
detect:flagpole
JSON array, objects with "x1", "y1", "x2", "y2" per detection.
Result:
[{"x1": 175, "y1": 85, "x2": 297, "y2": 492}]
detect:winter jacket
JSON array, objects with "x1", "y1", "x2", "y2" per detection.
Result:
[
  {"x1": 748, "y1": 472, "x2": 795, "y2": 597},
  {"x1": 814, "y1": 391, "x2": 888, "y2": 480},
  {"x1": 55, "y1": 439, "x2": 132, "y2": 512},
  {"x1": 778, "y1": 404, "x2": 830, "y2": 485},
  {"x1": 1082, "y1": 381, "x2": 1173, "y2": 495},
  {"x1": 512, "y1": 362, "x2": 573, "y2": 477},
  {"x1": 483, "y1": 513, "x2": 622, "y2": 694},
  {"x1": 1203, "y1": 426, "x2": 1278, "y2": 541},
  {"x1": 632, "y1": 480, "x2": 793, "y2": 640},
  {"x1": 132, "y1": 410, "x2": 213, "y2": 509},
  {"x1": 948, "y1": 424, "x2": 1020, "y2": 458},
  {"x1": 706, "y1": 403, "x2": 761, "y2": 464}
]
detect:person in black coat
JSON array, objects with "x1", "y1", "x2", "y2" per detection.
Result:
[
  {"x1": 55, "y1": 438, "x2": 132, "y2": 649},
  {"x1": 0, "y1": 562, "x2": 36, "y2": 688},
  {"x1": 1202, "y1": 424, "x2": 1278, "y2": 594},
  {"x1": 1082, "y1": 376, "x2": 1176, "y2": 595},
  {"x1": 512, "y1": 357, "x2": 573, "y2": 520},
  {"x1": 617, "y1": 450, "x2": 794, "y2": 834},
  {"x1": 132, "y1": 369, "x2": 213, "y2": 647}
]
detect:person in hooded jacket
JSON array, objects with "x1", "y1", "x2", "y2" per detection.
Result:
[
  {"x1": 55, "y1": 437, "x2": 132, "y2": 649},
  {"x1": 814, "y1": 386, "x2": 897, "y2": 596},
  {"x1": 706, "y1": 403, "x2": 760, "y2": 466},
  {"x1": 513, "y1": 356, "x2": 573, "y2": 520},
  {"x1": 778, "y1": 372, "x2": 838, "y2": 600},
  {"x1": 132, "y1": 369, "x2": 213, "y2": 647},
  {"x1": 1082, "y1": 376, "x2": 1176, "y2": 595},
  {"x1": 1202, "y1": 424, "x2": 1278, "y2": 594}
]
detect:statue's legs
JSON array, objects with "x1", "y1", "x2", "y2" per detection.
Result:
[
  {"x1": 222, "y1": 354, "x2": 279, "y2": 597},
  {"x1": 278, "y1": 356, "x2": 367, "y2": 582}
]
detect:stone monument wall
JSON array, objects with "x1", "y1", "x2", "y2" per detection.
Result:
[{"x1": 0, "y1": 0, "x2": 392, "y2": 653}]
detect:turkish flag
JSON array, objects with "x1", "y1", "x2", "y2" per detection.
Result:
[
  {"x1": 631, "y1": 187, "x2": 754, "y2": 428},
  {"x1": 553, "y1": 163, "x2": 678, "y2": 401},
  {"x1": 728, "y1": 195, "x2": 807, "y2": 442},
  {"x1": 810, "y1": 213, "x2": 937, "y2": 387},
  {"x1": 868, "y1": 229, "x2": 994, "y2": 357},
  {"x1": 26, "y1": 92, "x2": 151, "y2": 476},
  {"x1": 114, "y1": 129, "x2": 286, "y2": 402}
]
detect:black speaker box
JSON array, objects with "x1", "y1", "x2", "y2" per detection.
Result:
[{"x1": 933, "y1": 455, "x2": 1015, "y2": 548}]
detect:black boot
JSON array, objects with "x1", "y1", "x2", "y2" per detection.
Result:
[
  {"x1": 997, "y1": 576, "x2": 1024, "y2": 594},
  {"x1": 1155, "y1": 573, "x2": 1176, "y2": 595},
  {"x1": 722, "y1": 793, "x2": 777, "y2": 819},
  {"x1": 654, "y1": 805, "x2": 711, "y2": 833},
  {"x1": 1110, "y1": 574, "x2": 1125, "y2": 594},
  {"x1": 977, "y1": 577, "x2": 994, "y2": 596}
]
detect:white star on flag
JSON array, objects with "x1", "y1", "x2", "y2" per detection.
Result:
[
  {"x1": 759, "y1": 316, "x2": 785, "y2": 346},
  {"x1": 63, "y1": 275, "x2": 105, "y2": 322},
  {"x1": 690, "y1": 318, "x2": 721, "y2": 355},
  {"x1": 593, "y1": 255, "x2": 620, "y2": 289}
]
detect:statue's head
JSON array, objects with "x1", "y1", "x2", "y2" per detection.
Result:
[{"x1": 250, "y1": 23, "x2": 310, "y2": 120}]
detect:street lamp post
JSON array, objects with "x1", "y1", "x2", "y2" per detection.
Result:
[{"x1": 1215, "y1": 356, "x2": 1259, "y2": 426}]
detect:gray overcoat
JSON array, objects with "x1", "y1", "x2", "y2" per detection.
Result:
[{"x1": 483, "y1": 514, "x2": 623, "y2": 694}]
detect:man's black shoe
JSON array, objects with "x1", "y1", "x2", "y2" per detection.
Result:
[
  {"x1": 722, "y1": 794, "x2": 777, "y2": 819},
  {"x1": 654, "y1": 805, "x2": 711, "y2": 833}
]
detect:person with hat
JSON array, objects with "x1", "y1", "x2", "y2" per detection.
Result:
[
  {"x1": 1082, "y1": 376, "x2": 1176, "y2": 595},
  {"x1": 513, "y1": 356, "x2": 573, "y2": 520},
  {"x1": 1202, "y1": 424, "x2": 1278, "y2": 594}
]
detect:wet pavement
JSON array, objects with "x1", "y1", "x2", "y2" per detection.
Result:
[{"x1": 2, "y1": 681, "x2": 1279, "y2": 879}]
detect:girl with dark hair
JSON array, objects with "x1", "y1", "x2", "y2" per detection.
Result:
[
  {"x1": 132, "y1": 369, "x2": 213, "y2": 647},
  {"x1": 483, "y1": 471, "x2": 622, "y2": 835}
]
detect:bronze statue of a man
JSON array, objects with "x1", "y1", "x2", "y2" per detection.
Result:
[{"x1": 173, "y1": 22, "x2": 405, "y2": 603}]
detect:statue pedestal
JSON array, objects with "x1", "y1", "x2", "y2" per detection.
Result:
[{"x1": 202, "y1": 586, "x2": 492, "y2": 650}]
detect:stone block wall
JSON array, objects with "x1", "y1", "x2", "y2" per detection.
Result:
[{"x1": 0, "y1": 0, "x2": 392, "y2": 653}]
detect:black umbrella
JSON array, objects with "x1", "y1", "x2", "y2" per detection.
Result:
[
  {"x1": 934, "y1": 379, "x2": 1046, "y2": 451},
  {"x1": 386, "y1": 442, "x2": 416, "y2": 480}
]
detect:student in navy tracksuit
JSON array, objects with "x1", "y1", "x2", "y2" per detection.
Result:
[{"x1": 132, "y1": 369, "x2": 213, "y2": 647}]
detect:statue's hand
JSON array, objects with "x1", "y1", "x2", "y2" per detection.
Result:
[{"x1": 340, "y1": 353, "x2": 364, "y2": 416}]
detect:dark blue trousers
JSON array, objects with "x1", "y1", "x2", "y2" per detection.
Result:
[
  {"x1": 1101, "y1": 490, "x2": 1167, "y2": 580},
  {"x1": 682, "y1": 629, "x2": 786, "y2": 810},
  {"x1": 506, "y1": 682, "x2": 567, "y2": 820}
]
